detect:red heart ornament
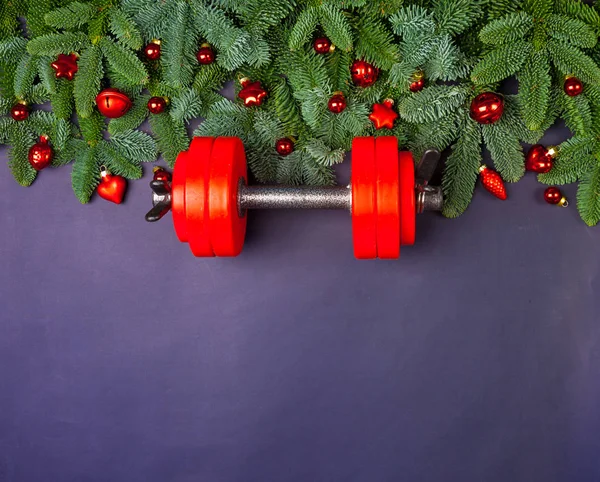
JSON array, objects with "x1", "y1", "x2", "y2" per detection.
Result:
[
  {"x1": 97, "y1": 172, "x2": 127, "y2": 204},
  {"x1": 526, "y1": 144, "x2": 553, "y2": 173}
]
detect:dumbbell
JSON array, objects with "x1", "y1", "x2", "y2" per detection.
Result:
[{"x1": 145, "y1": 136, "x2": 443, "y2": 259}]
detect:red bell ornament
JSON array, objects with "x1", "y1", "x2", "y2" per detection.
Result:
[
  {"x1": 470, "y1": 92, "x2": 504, "y2": 124},
  {"x1": 97, "y1": 166, "x2": 127, "y2": 204},
  {"x1": 275, "y1": 137, "x2": 294, "y2": 156},
  {"x1": 51, "y1": 53, "x2": 78, "y2": 80},
  {"x1": 328, "y1": 92, "x2": 347, "y2": 114},
  {"x1": 148, "y1": 96, "x2": 168, "y2": 114},
  {"x1": 313, "y1": 36, "x2": 333, "y2": 54},
  {"x1": 28, "y1": 135, "x2": 53, "y2": 171},
  {"x1": 10, "y1": 101, "x2": 29, "y2": 121},
  {"x1": 96, "y1": 88, "x2": 132, "y2": 118},
  {"x1": 238, "y1": 78, "x2": 267, "y2": 107},
  {"x1": 144, "y1": 40, "x2": 161, "y2": 60},
  {"x1": 525, "y1": 144, "x2": 556, "y2": 173},
  {"x1": 564, "y1": 76, "x2": 583, "y2": 97},
  {"x1": 350, "y1": 59, "x2": 379, "y2": 88},
  {"x1": 479, "y1": 165, "x2": 507, "y2": 200},
  {"x1": 196, "y1": 43, "x2": 215, "y2": 64},
  {"x1": 544, "y1": 187, "x2": 568, "y2": 207}
]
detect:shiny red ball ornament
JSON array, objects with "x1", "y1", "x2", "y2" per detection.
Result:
[
  {"x1": 350, "y1": 59, "x2": 379, "y2": 88},
  {"x1": 96, "y1": 88, "x2": 132, "y2": 118},
  {"x1": 153, "y1": 167, "x2": 171, "y2": 183},
  {"x1": 564, "y1": 76, "x2": 583, "y2": 97},
  {"x1": 51, "y1": 53, "x2": 78, "y2": 80},
  {"x1": 196, "y1": 43, "x2": 215, "y2": 65},
  {"x1": 328, "y1": 92, "x2": 347, "y2": 113},
  {"x1": 10, "y1": 102, "x2": 29, "y2": 121},
  {"x1": 275, "y1": 137, "x2": 294, "y2": 156},
  {"x1": 144, "y1": 40, "x2": 161, "y2": 60},
  {"x1": 544, "y1": 187, "x2": 569, "y2": 207},
  {"x1": 369, "y1": 99, "x2": 398, "y2": 129},
  {"x1": 97, "y1": 166, "x2": 127, "y2": 204},
  {"x1": 148, "y1": 96, "x2": 168, "y2": 114},
  {"x1": 479, "y1": 165, "x2": 507, "y2": 200},
  {"x1": 470, "y1": 92, "x2": 504, "y2": 124},
  {"x1": 526, "y1": 144, "x2": 555, "y2": 173},
  {"x1": 28, "y1": 135, "x2": 53, "y2": 171},
  {"x1": 238, "y1": 78, "x2": 267, "y2": 107},
  {"x1": 313, "y1": 36, "x2": 333, "y2": 54},
  {"x1": 410, "y1": 78, "x2": 425, "y2": 92}
]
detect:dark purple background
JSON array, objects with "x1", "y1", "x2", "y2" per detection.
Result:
[{"x1": 1, "y1": 117, "x2": 600, "y2": 481}]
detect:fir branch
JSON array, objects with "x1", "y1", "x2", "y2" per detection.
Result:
[
  {"x1": 479, "y1": 11, "x2": 533, "y2": 45},
  {"x1": 7, "y1": 125, "x2": 36, "y2": 187},
  {"x1": 289, "y1": 7, "x2": 318, "y2": 50},
  {"x1": 560, "y1": 91, "x2": 592, "y2": 136},
  {"x1": 108, "y1": 94, "x2": 149, "y2": 135},
  {"x1": 319, "y1": 3, "x2": 353, "y2": 51},
  {"x1": 547, "y1": 14, "x2": 597, "y2": 49},
  {"x1": 97, "y1": 140, "x2": 143, "y2": 179},
  {"x1": 353, "y1": 14, "x2": 399, "y2": 70},
  {"x1": 50, "y1": 79, "x2": 75, "y2": 120},
  {"x1": 398, "y1": 85, "x2": 467, "y2": 123},
  {"x1": 170, "y1": 88, "x2": 203, "y2": 123},
  {"x1": 0, "y1": 36, "x2": 27, "y2": 63},
  {"x1": 433, "y1": 0, "x2": 481, "y2": 37},
  {"x1": 547, "y1": 38, "x2": 600, "y2": 84},
  {"x1": 44, "y1": 2, "x2": 96, "y2": 30},
  {"x1": 79, "y1": 112, "x2": 105, "y2": 146},
  {"x1": 74, "y1": 45, "x2": 104, "y2": 118},
  {"x1": 576, "y1": 158, "x2": 600, "y2": 226},
  {"x1": 149, "y1": 113, "x2": 188, "y2": 166},
  {"x1": 37, "y1": 56, "x2": 56, "y2": 95},
  {"x1": 518, "y1": 50, "x2": 552, "y2": 131},
  {"x1": 13, "y1": 53, "x2": 38, "y2": 100},
  {"x1": 538, "y1": 136, "x2": 595, "y2": 184},
  {"x1": 71, "y1": 146, "x2": 100, "y2": 204},
  {"x1": 27, "y1": 32, "x2": 89, "y2": 57},
  {"x1": 109, "y1": 8, "x2": 142, "y2": 51},
  {"x1": 482, "y1": 122, "x2": 525, "y2": 182},
  {"x1": 471, "y1": 40, "x2": 532, "y2": 84},
  {"x1": 389, "y1": 6, "x2": 435, "y2": 39},
  {"x1": 99, "y1": 37, "x2": 149, "y2": 86},
  {"x1": 111, "y1": 130, "x2": 157, "y2": 163},
  {"x1": 305, "y1": 138, "x2": 344, "y2": 166}
]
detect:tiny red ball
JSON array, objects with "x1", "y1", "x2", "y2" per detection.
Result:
[
  {"x1": 10, "y1": 103, "x2": 29, "y2": 121},
  {"x1": 470, "y1": 92, "x2": 504, "y2": 124},
  {"x1": 148, "y1": 96, "x2": 167, "y2": 114},
  {"x1": 144, "y1": 42, "x2": 161, "y2": 60},
  {"x1": 544, "y1": 187, "x2": 563, "y2": 205},
  {"x1": 328, "y1": 93, "x2": 347, "y2": 114},
  {"x1": 564, "y1": 76, "x2": 583, "y2": 97},
  {"x1": 275, "y1": 137, "x2": 294, "y2": 156},
  {"x1": 196, "y1": 45, "x2": 215, "y2": 65},
  {"x1": 313, "y1": 36, "x2": 332, "y2": 54},
  {"x1": 409, "y1": 78, "x2": 424, "y2": 92}
]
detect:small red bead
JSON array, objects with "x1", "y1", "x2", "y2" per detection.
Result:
[
  {"x1": 564, "y1": 77, "x2": 583, "y2": 97},
  {"x1": 153, "y1": 168, "x2": 171, "y2": 183},
  {"x1": 148, "y1": 96, "x2": 167, "y2": 114},
  {"x1": 10, "y1": 103, "x2": 29, "y2": 121},
  {"x1": 328, "y1": 93, "x2": 347, "y2": 114},
  {"x1": 275, "y1": 138, "x2": 294, "y2": 156},
  {"x1": 544, "y1": 187, "x2": 563, "y2": 205},
  {"x1": 196, "y1": 45, "x2": 215, "y2": 65},
  {"x1": 144, "y1": 42, "x2": 161, "y2": 60},
  {"x1": 409, "y1": 78, "x2": 424, "y2": 92},
  {"x1": 313, "y1": 36, "x2": 332, "y2": 54}
]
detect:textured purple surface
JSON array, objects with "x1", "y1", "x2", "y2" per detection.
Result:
[{"x1": 1, "y1": 122, "x2": 600, "y2": 482}]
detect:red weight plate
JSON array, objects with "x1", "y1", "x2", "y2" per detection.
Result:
[
  {"x1": 375, "y1": 137, "x2": 400, "y2": 259},
  {"x1": 172, "y1": 150, "x2": 189, "y2": 242},
  {"x1": 185, "y1": 137, "x2": 216, "y2": 257},
  {"x1": 351, "y1": 137, "x2": 377, "y2": 259},
  {"x1": 399, "y1": 151, "x2": 416, "y2": 246},
  {"x1": 208, "y1": 137, "x2": 248, "y2": 257}
]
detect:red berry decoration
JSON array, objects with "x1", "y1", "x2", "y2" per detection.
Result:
[
  {"x1": 350, "y1": 59, "x2": 379, "y2": 88},
  {"x1": 10, "y1": 102, "x2": 29, "y2": 121},
  {"x1": 544, "y1": 187, "x2": 568, "y2": 207},
  {"x1": 153, "y1": 167, "x2": 171, "y2": 183},
  {"x1": 564, "y1": 76, "x2": 583, "y2": 97},
  {"x1": 369, "y1": 99, "x2": 398, "y2": 129},
  {"x1": 313, "y1": 36, "x2": 333, "y2": 54},
  {"x1": 526, "y1": 144, "x2": 556, "y2": 174},
  {"x1": 28, "y1": 135, "x2": 53, "y2": 171},
  {"x1": 409, "y1": 71, "x2": 425, "y2": 92},
  {"x1": 50, "y1": 53, "x2": 78, "y2": 80},
  {"x1": 479, "y1": 165, "x2": 507, "y2": 200},
  {"x1": 96, "y1": 88, "x2": 132, "y2": 118},
  {"x1": 97, "y1": 166, "x2": 127, "y2": 204},
  {"x1": 328, "y1": 92, "x2": 347, "y2": 113},
  {"x1": 275, "y1": 137, "x2": 294, "y2": 156},
  {"x1": 148, "y1": 96, "x2": 168, "y2": 114},
  {"x1": 238, "y1": 78, "x2": 267, "y2": 107},
  {"x1": 470, "y1": 92, "x2": 504, "y2": 124},
  {"x1": 144, "y1": 40, "x2": 161, "y2": 60},
  {"x1": 196, "y1": 43, "x2": 215, "y2": 65}
]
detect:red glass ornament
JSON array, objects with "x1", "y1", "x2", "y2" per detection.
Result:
[
  {"x1": 148, "y1": 96, "x2": 167, "y2": 114},
  {"x1": 96, "y1": 88, "x2": 132, "y2": 118},
  {"x1": 479, "y1": 165, "x2": 507, "y2": 200},
  {"x1": 525, "y1": 144, "x2": 554, "y2": 173},
  {"x1": 238, "y1": 79, "x2": 267, "y2": 107},
  {"x1": 153, "y1": 167, "x2": 171, "y2": 183},
  {"x1": 369, "y1": 99, "x2": 398, "y2": 129},
  {"x1": 97, "y1": 167, "x2": 127, "y2": 204},
  {"x1": 544, "y1": 187, "x2": 568, "y2": 207},
  {"x1": 564, "y1": 76, "x2": 583, "y2": 97},
  {"x1": 10, "y1": 102, "x2": 29, "y2": 121},
  {"x1": 196, "y1": 44, "x2": 215, "y2": 64},
  {"x1": 328, "y1": 92, "x2": 347, "y2": 113},
  {"x1": 470, "y1": 92, "x2": 504, "y2": 124},
  {"x1": 28, "y1": 135, "x2": 53, "y2": 171},
  {"x1": 313, "y1": 36, "x2": 332, "y2": 54},
  {"x1": 350, "y1": 59, "x2": 379, "y2": 88},
  {"x1": 275, "y1": 137, "x2": 294, "y2": 156},
  {"x1": 410, "y1": 78, "x2": 425, "y2": 92},
  {"x1": 144, "y1": 41, "x2": 161, "y2": 60},
  {"x1": 51, "y1": 53, "x2": 78, "y2": 80}
]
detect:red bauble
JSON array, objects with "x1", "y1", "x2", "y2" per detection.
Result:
[
  {"x1": 275, "y1": 137, "x2": 294, "y2": 156},
  {"x1": 238, "y1": 79, "x2": 267, "y2": 107},
  {"x1": 97, "y1": 167, "x2": 127, "y2": 204},
  {"x1": 144, "y1": 41, "x2": 161, "y2": 60},
  {"x1": 28, "y1": 135, "x2": 53, "y2": 171},
  {"x1": 564, "y1": 76, "x2": 583, "y2": 97},
  {"x1": 10, "y1": 102, "x2": 29, "y2": 121},
  {"x1": 544, "y1": 187, "x2": 568, "y2": 207},
  {"x1": 196, "y1": 44, "x2": 215, "y2": 64},
  {"x1": 148, "y1": 96, "x2": 167, "y2": 114},
  {"x1": 51, "y1": 53, "x2": 78, "y2": 80},
  {"x1": 350, "y1": 59, "x2": 379, "y2": 88},
  {"x1": 153, "y1": 167, "x2": 171, "y2": 183},
  {"x1": 479, "y1": 165, "x2": 507, "y2": 200},
  {"x1": 410, "y1": 78, "x2": 425, "y2": 92},
  {"x1": 313, "y1": 36, "x2": 332, "y2": 54},
  {"x1": 369, "y1": 99, "x2": 398, "y2": 129},
  {"x1": 526, "y1": 144, "x2": 554, "y2": 173},
  {"x1": 96, "y1": 88, "x2": 132, "y2": 118},
  {"x1": 328, "y1": 92, "x2": 347, "y2": 113},
  {"x1": 470, "y1": 92, "x2": 504, "y2": 124}
]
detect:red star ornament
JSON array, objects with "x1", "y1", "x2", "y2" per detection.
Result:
[
  {"x1": 51, "y1": 53, "x2": 79, "y2": 80},
  {"x1": 369, "y1": 99, "x2": 398, "y2": 129},
  {"x1": 238, "y1": 79, "x2": 267, "y2": 107}
]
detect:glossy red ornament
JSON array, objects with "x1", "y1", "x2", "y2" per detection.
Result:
[
  {"x1": 196, "y1": 43, "x2": 215, "y2": 65},
  {"x1": 470, "y1": 92, "x2": 504, "y2": 124},
  {"x1": 479, "y1": 165, "x2": 507, "y2": 200},
  {"x1": 564, "y1": 76, "x2": 583, "y2": 97},
  {"x1": 525, "y1": 144, "x2": 555, "y2": 173},
  {"x1": 51, "y1": 53, "x2": 78, "y2": 80},
  {"x1": 144, "y1": 40, "x2": 161, "y2": 60},
  {"x1": 410, "y1": 78, "x2": 425, "y2": 92},
  {"x1": 10, "y1": 102, "x2": 29, "y2": 121},
  {"x1": 313, "y1": 36, "x2": 332, "y2": 54},
  {"x1": 328, "y1": 92, "x2": 347, "y2": 113},
  {"x1": 97, "y1": 167, "x2": 127, "y2": 204},
  {"x1": 369, "y1": 99, "x2": 398, "y2": 129},
  {"x1": 238, "y1": 78, "x2": 267, "y2": 107},
  {"x1": 544, "y1": 187, "x2": 568, "y2": 207},
  {"x1": 350, "y1": 59, "x2": 379, "y2": 88},
  {"x1": 28, "y1": 135, "x2": 53, "y2": 171},
  {"x1": 153, "y1": 167, "x2": 171, "y2": 183},
  {"x1": 96, "y1": 88, "x2": 132, "y2": 118},
  {"x1": 148, "y1": 96, "x2": 168, "y2": 114},
  {"x1": 275, "y1": 137, "x2": 294, "y2": 156}
]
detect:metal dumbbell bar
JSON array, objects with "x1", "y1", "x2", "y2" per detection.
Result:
[{"x1": 146, "y1": 136, "x2": 443, "y2": 259}]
